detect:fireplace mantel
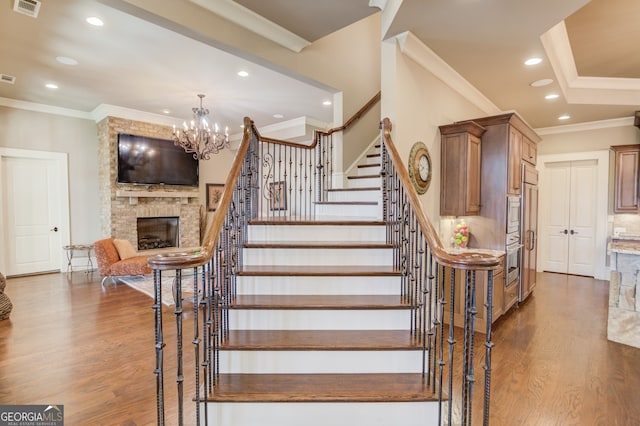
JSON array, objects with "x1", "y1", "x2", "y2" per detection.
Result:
[{"x1": 116, "y1": 189, "x2": 199, "y2": 204}]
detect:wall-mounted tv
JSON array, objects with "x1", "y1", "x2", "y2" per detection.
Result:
[{"x1": 117, "y1": 133, "x2": 199, "y2": 187}]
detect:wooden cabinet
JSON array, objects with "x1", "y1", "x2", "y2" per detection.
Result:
[
  {"x1": 521, "y1": 165, "x2": 538, "y2": 301},
  {"x1": 522, "y1": 136, "x2": 537, "y2": 165},
  {"x1": 439, "y1": 121, "x2": 486, "y2": 216},
  {"x1": 612, "y1": 145, "x2": 640, "y2": 213},
  {"x1": 508, "y1": 127, "x2": 523, "y2": 194}
]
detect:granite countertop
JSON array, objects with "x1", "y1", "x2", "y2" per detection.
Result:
[
  {"x1": 444, "y1": 247, "x2": 505, "y2": 258},
  {"x1": 609, "y1": 238, "x2": 640, "y2": 255}
]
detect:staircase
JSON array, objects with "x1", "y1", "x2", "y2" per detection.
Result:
[
  {"x1": 205, "y1": 142, "x2": 439, "y2": 425},
  {"x1": 149, "y1": 114, "x2": 499, "y2": 426}
]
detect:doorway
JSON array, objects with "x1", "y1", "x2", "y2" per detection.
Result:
[
  {"x1": 0, "y1": 148, "x2": 70, "y2": 276},
  {"x1": 538, "y1": 151, "x2": 608, "y2": 279}
]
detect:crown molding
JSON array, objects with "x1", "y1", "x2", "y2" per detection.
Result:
[
  {"x1": 535, "y1": 116, "x2": 635, "y2": 136},
  {"x1": 541, "y1": 22, "x2": 640, "y2": 106},
  {"x1": 91, "y1": 104, "x2": 179, "y2": 127},
  {"x1": 0, "y1": 97, "x2": 92, "y2": 119},
  {"x1": 189, "y1": 0, "x2": 310, "y2": 53},
  {"x1": 395, "y1": 31, "x2": 501, "y2": 116}
]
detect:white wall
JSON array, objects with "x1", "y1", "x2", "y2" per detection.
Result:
[
  {"x1": 0, "y1": 107, "x2": 100, "y2": 246},
  {"x1": 381, "y1": 35, "x2": 490, "y2": 232}
]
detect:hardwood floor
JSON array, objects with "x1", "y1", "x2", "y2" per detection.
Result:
[{"x1": 0, "y1": 272, "x2": 639, "y2": 425}]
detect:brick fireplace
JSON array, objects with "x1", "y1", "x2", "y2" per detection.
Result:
[{"x1": 97, "y1": 116, "x2": 201, "y2": 250}]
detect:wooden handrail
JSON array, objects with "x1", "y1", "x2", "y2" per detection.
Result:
[
  {"x1": 148, "y1": 117, "x2": 255, "y2": 270},
  {"x1": 256, "y1": 91, "x2": 381, "y2": 149},
  {"x1": 381, "y1": 117, "x2": 500, "y2": 271}
]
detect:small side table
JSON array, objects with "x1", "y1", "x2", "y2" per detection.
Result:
[{"x1": 63, "y1": 244, "x2": 94, "y2": 273}]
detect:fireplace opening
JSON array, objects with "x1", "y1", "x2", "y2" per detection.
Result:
[{"x1": 137, "y1": 216, "x2": 179, "y2": 250}]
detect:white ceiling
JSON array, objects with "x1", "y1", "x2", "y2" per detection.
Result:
[
  {"x1": 0, "y1": 0, "x2": 335, "y2": 131},
  {"x1": 1, "y1": 0, "x2": 639, "y2": 131}
]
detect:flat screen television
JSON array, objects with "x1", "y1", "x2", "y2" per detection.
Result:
[{"x1": 117, "y1": 133, "x2": 199, "y2": 187}]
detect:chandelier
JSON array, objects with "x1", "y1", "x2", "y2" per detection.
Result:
[{"x1": 172, "y1": 94, "x2": 229, "y2": 160}]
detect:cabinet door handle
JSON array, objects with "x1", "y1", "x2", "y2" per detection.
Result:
[
  {"x1": 560, "y1": 229, "x2": 568, "y2": 235},
  {"x1": 570, "y1": 229, "x2": 578, "y2": 235}
]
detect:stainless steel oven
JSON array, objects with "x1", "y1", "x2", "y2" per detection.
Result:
[
  {"x1": 506, "y1": 195, "x2": 521, "y2": 234},
  {"x1": 506, "y1": 232, "x2": 521, "y2": 286}
]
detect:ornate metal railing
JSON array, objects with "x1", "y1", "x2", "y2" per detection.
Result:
[
  {"x1": 380, "y1": 117, "x2": 499, "y2": 425},
  {"x1": 148, "y1": 106, "x2": 500, "y2": 425}
]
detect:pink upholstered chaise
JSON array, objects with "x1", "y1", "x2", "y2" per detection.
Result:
[{"x1": 94, "y1": 238, "x2": 152, "y2": 286}]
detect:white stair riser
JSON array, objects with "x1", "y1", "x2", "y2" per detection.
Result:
[
  {"x1": 237, "y1": 276, "x2": 401, "y2": 295},
  {"x1": 365, "y1": 155, "x2": 381, "y2": 165},
  {"x1": 219, "y1": 350, "x2": 424, "y2": 374},
  {"x1": 356, "y1": 166, "x2": 381, "y2": 176},
  {"x1": 229, "y1": 309, "x2": 410, "y2": 330},
  {"x1": 347, "y1": 176, "x2": 381, "y2": 189},
  {"x1": 315, "y1": 203, "x2": 380, "y2": 218},
  {"x1": 203, "y1": 402, "x2": 440, "y2": 426},
  {"x1": 248, "y1": 224, "x2": 386, "y2": 242},
  {"x1": 327, "y1": 190, "x2": 381, "y2": 203},
  {"x1": 244, "y1": 247, "x2": 392, "y2": 266}
]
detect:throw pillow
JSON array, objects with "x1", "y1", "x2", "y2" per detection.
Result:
[{"x1": 113, "y1": 239, "x2": 137, "y2": 260}]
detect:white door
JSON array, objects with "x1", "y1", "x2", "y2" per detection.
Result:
[
  {"x1": 1, "y1": 152, "x2": 68, "y2": 275},
  {"x1": 542, "y1": 160, "x2": 597, "y2": 276}
]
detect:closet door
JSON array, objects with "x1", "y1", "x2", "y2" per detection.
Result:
[{"x1": 542, "y1": 160, "x2": 597, "y2": 276}]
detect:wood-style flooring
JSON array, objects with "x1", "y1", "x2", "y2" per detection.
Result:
[{"x1": 0, "y1": 272, "x2": 638, "y2": 425}]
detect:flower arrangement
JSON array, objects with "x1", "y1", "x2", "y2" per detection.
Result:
[{"x1": 452, "y1": 220, "x2": 470, "y2": 248}]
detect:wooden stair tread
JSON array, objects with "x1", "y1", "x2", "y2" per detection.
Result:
[
  {"x1": 327, "y1": 187, "x2": 380, "y2": 192},
  {"x1": 357, "y1": 163, "x2": 381, "y2": 168},
  {"x1": 347, "y1": 174, "x2": 380, "y2": 179},
  {"x1": 314, "y1": 201, "x2": 377, "y2": 205},
  {"x1": 238, "y1": 265, "x2": 400, "y2": 276},
  {"x1": 222, "y1": 330, "x2": 424, "y2": 350},
  {"x1": 232, "y1": 295, "x2": 410, "y2": 310},
  {"x1": 205, "y1": 373, "x2": 438, "y2": 403},
  {"x1": 249, "y1": 218, "x2": 385, "y2": 226},
  {"x1": 244, "y1": 241, "x2": 390, "y2": 249}
]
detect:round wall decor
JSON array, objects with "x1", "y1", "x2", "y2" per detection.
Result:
[{"x1": 408, "y1": 141, "x2": 432, "y2": 194}]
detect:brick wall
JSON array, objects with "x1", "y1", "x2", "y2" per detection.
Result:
[{"x1": 97, "y1": 117, "x2": 201, "y2": 249}]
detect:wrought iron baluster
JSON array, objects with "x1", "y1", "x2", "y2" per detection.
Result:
[
  {"x1": 483, "y1": 270, "x2": 495, "y2": 426},
  {"x1": 153, "y1": 269, "x2": 165, "y2": 425},
  {"x1": 174, "y1": 269, "x2": 184, "y2": 426}
]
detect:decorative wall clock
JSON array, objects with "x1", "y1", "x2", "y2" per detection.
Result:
[{"x1": 408, "y1": 141, "x2": 432, "y2": 194}]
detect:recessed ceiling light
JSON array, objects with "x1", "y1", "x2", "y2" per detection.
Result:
[
  {"x1": 56, "y1": 56, "x2": 78, "y2": 66},
  {"x1": 162, "y1": 109, "x2": 171, "y2": 114},
  {"x1": 45, "y1": 83, "x2": 58, "y2": 89},
  {"x1": 237, "y1": 70, "x2": 249, "y2": 77},
  {"x1": 86, "y1": 16, "x2": 104, "y2": 26},
  {"x1": 322, "y1": 100, "x2": 332, "y2": 106},
  {"x1": 558, "y1": 115, "x2": 571, "y2": 120},
  {"x1": 545, "y1": 93, "x2": 560, "y2": 100},
  {"x1": 530, "y1": 78, "x2": 553, "y2": 87},
  {"x1": 524, "y1": 57, "x2": 542, "y2": 66},
  {"x1": 273, "y1": 113, "x2": 284, "y2": 119}
]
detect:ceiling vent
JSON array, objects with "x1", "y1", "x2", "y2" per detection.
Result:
[
  {"x1": 13, "y1": 0, "x2": 41, "y2": 18},
  {"x1": 0, "y1": 74, "x2": 16, "y2": 84}
]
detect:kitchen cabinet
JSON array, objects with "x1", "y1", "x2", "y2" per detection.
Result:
[
  {"x1": 508, "y1": 126, "x2": 523, "y2": 194},
  {"x1": 521, "y1": 164, "x2": 538, "y2": 301},
  {"x1": 522, "y1": 136, "x2": 537, "y2": 165},
  {"x1": 439, "y1": 121, "x2": 486, "y2": 216},
  {"x1": 612, "y1": 145, "x2": 640, "y2": 213}
]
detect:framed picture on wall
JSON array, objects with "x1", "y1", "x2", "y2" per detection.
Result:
[
  {"x1": 269, "y1": 181, "x2": 287, "y2": 211},
  {"x1": 206, "y1": 183, "x2": 224, "y2": 212}
]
